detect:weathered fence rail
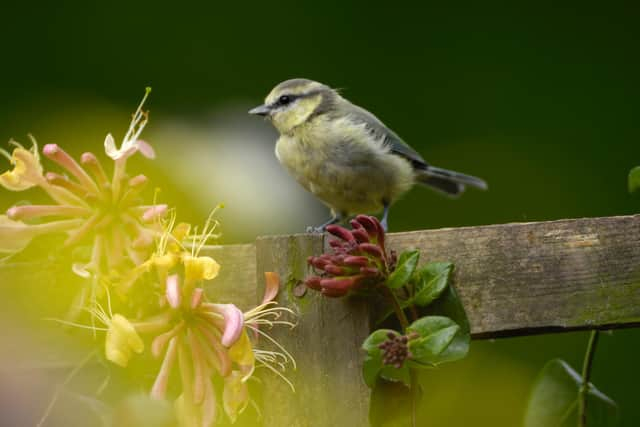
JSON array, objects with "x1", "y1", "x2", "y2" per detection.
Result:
[{"x1": 202, "y1": 214, "x2": 640, "y2": 426}]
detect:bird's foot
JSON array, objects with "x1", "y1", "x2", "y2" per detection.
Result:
[
  {"x1": 380, "y1": 217, "x2": 388, "y2": 233},
  {"x1": 305, "y1": 215, "x2": 341, "y2": 233},
  {"x1": 305, "y1": 225, "x2": 326, "y2": 233}
]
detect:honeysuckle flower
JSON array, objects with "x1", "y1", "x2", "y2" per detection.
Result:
[
  {"x1": 105, "y1": 314, "x2": 145, "y2": 367},
  {"x1": 143, "y1": 271, "x2": 294, "y2": 425},
  {"x1": 223, "y1": 370, "x2": 250, "y2": 424},
  {"x1": 0, "y1": 91, "x2": 165, "y2": 284},
  {"x1": 183, "y1": 255, "x2": 221, "y2": 284},
  {"x1": 104, "y1": 87, "x2": 155, "y2": 161},
  {"x1": 305, "y1": 215, "x2": 396, "y2": 297},
  {"x1": 0, "y1": 138, "x2": 44, "y2": 191}
]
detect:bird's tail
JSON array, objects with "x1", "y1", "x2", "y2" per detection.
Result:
[{"x1": 416, "y1": 166, "x2": 488, "y2": 196}]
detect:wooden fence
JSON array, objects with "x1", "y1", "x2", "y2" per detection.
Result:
[{"x1": 205, "y1": 214, "x2": 640, "y2": 426}]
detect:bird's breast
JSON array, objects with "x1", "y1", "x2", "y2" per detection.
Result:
[{"x1": 274, "y1": 118, "x2": 414, "y2": 214}]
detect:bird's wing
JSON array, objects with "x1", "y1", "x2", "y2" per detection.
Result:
[{"x1": 343, "y1": 104, "x2": 428, "y2": 169}]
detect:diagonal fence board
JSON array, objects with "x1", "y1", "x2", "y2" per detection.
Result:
[{"x1": 387, "y1": 214, "x2": 640, "y2": 337}]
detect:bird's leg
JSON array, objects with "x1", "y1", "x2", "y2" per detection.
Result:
[
  {"x1": 306, "y1": 212, "x2": 343, "y2": 233},
  {"x1": 380, "y1": 202, "x2": 390, "y2": 232}
]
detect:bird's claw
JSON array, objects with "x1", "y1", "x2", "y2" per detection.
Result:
[{"x1": 305, "y1": 225, "x2": 326, "y2": 233}]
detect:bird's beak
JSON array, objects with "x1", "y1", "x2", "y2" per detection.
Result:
[{"x1": 248, "y1": 104, "x2": 271, "y2": 116}]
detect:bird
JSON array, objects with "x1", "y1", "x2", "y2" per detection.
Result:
[{"x1": 249, "y1": 78, "x2": 487, "y2": 232}]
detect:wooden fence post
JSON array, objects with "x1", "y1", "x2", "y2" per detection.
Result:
[{"x1": 256, "y1": 234, "x2": 371, "y2": 427}]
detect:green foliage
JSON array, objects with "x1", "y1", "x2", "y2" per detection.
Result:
[
  {"x1": 386, "y1": 250, "x2": 419, "y2": 289},
  {"x1": 629, "y1": 166, "x2": 640, "y2": 194},
  {"x1": 407, "y1": 316, "x2": 461, "y2": 366},
  {"x1": 412, "y1": 262, "x2": 453, "y2": 307},
  {"x1": 524, "y1": 359, "x2": 618, "y2": 427},
  {"x1": 363, "y1": 249, "x2": 470, "y2": 390},
  {"x1": 375, "y1": 261, "x2": 454, "y2": 324}
]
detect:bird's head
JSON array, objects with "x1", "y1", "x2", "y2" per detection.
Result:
[{"x1": 249, "y1": 78, "x2": 337, "y2": 134}]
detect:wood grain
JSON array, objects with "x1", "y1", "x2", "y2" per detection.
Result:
[
  {"x1": 387, "y1": 214, "x2": 640, "y2": 337},
  {"x1": 201, "y1": 243, "x2": 256, "y2": 310},
  {"x1": 256, "y1": 234, "x2": 371, "y2": 427}
]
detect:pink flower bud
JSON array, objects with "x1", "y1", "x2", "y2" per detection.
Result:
[
  {"x1": 142, "y1": 204, "x2": 168, "y2": 222},
  {"x1": 43, "y1": 144, "x2": 98, "y2": 194},
  {"x1": 166, "y1": 274, "x2": 181, "y2": 308},
  {"x1": 128, "y1": 174, "x2": 148, "y2": 188},
  {"x1": 190, "y1": 288, "x2": 204, "y2": 309}
]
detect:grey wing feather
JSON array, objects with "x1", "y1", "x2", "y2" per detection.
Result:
[{"x1": 342, "y1": 104, "x2": 429, "y2": 169}]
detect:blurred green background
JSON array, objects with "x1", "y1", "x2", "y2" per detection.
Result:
[{"x1": 1, "y1": 1, "x2": 639, "y2": 426}]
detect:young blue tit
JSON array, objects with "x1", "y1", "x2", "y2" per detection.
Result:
[{"x1": 249, "y1": 78, "x2": 487, "y2": 232}]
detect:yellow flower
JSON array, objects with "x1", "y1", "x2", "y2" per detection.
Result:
[
  {"x1": 0, "y1": 140, "x2": 44, "y2": 191},
  {"x1": 183, "y1": 254, "x2": 220, "y2": 283},
  {"x1": 105, "y1": 314, "x2": 144, "y2": 367},
  {"x1": 223, "y1": 371, "x2": 249, "y2": 424},
  {"x1": 229, "y1": 329, "x2": 255, "y2": 368}
]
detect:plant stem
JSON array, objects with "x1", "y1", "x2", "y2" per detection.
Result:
[
  {"x1": 382, "y1": 286, "x2": 409, "y2": 330},
  {"x1": 382, "y1": 286, "x2": 417, "y2": 426},
  {"x1": 578, "y1": 330, "x2": 600, "y2": 427}
]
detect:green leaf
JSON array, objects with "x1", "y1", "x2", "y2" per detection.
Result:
[
  {"x1": 379, "y1": 364, "x2": 410, "y2": 385},
  {"x1": 524, "y1": 359, "x2": 618, "y2": 427},
  {"x1": 406, "y1": 316, "x2": 460, "y2": 366},
  {"x1": 629, "y1": 166, "x2": 640, "y2": 193},
  {"x1": 362, "y1": 329, "x2": 396, "y2": 388},
  {"x1": 419, "y1": 284, "x2": 471, "y2": 365},
  {"x1": 374, "y1": 261, "x2": 453, "y2": 325},
  {"x1": 386, "y1": 250, "x2": 419, "y2": 289},
  {"x1": 413, "y1": 262, "x2": 453, "y2": 307},
  {"x1": 369, "y1": 379, "x2": 421, "y2": 427}
]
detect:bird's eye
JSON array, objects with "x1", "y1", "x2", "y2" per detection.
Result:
[{"x1": 278, "y1": 95, "x2": 292, "y2": 105}]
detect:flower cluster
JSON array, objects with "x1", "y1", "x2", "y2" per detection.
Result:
[
  {"x1": 378, "y1": 331, "x2": 418, "y2": 369},
  {"x1": 1, "y1": 91, "x2": 296, "y2": 426},
  {"x1": 0, "y1": 88, "x2": 164, "y2": 284},
  {"x1": 304, "y1": 215, "x2": 396, "y2": 297}
]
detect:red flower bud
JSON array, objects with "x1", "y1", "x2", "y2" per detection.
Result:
[
  {"x1": 304, "y1": 276, "x2": 322, "y2": 290},
  {"x1": 324, "y1": 264, "x2": 346, "y2": 275},
  {"x1": 319, "y1": 277, "x2": 358, "y2": 290},
  {"x1": 351, "y1": 228, "x2": 370, "y2": 243},
  {"x1": 326, "y1": 225, "x2": 356, "y2": 243},
  {"x1": 329, "y1": 240, "x2": 344, "y2": 249},
  {"x1": 360, "y1": 266, "x2": 380, "y2": 276},
  {"x1": 354, "y1": 215, "x2": 378, "y2": 235},
  {"x1": 343, "y1": 256, "x2": 370, "y2": 267},
  {"x1": 309, "y1": 256, "x2": 329, "y2": 270},
  {"x1": 358, "y1": 243, "x2": 384, "y2": 259}
]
